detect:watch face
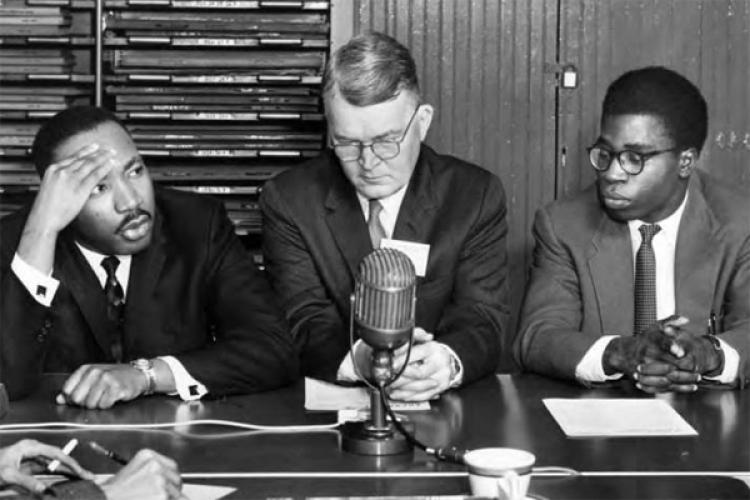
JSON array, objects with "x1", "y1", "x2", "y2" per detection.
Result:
[{"x1": 133, "y1": 358, "x2": 151, "y2": 369}]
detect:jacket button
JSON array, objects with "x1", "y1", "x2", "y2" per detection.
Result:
[
  {"x1": 36, "y1": 333, "x2": 46, "y2": 342},
  {"x1": 43, "y1": 319, "x2": 52, "y2": 329}
]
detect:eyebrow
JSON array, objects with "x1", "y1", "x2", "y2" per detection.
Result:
[
  {"x1": 333, "y1": 128, "x2": 403, "y2": 143},
  {"x1": 595, "y1": 138, "x2": 658, "y2": 151},
  {"x1": 121, "y1": 156, "x2": 143, "y2": 171}
]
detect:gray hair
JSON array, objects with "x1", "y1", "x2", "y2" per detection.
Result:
[{"x1": 323, "y1": 31, "x2": 420, "y2": 107}]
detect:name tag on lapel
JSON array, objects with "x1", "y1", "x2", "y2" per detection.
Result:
[{"x1": 380, "y1": 239, "x2": 430, "y2": 277}]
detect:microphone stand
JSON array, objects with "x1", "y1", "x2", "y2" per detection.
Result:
[
  {"x1": 340, "y1": 347, "x2": 414, "y2": 455},
  {"x1": 340, "y1": 303, "x2": 414, "y2": 456}
]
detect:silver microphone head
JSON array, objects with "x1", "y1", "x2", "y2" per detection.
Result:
[{"x1": 353, "y1": 248, "x2": 416, "y2": 350}]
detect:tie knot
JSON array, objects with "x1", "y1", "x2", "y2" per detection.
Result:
[
  {"x1": 638, "y1": 224, "x2": 661, "y2": 244},
  {"x1": 101, "y1": 256, "x2": 120, "y2": 277}
]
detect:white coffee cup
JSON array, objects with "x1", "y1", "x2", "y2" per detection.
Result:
[{"x1": 464, "y1": 447, "x2": 535, "y2": 500}]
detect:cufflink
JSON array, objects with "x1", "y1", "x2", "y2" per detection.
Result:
[{"x1": 36, "y1": 285, "x2": 47, "y2": 297}]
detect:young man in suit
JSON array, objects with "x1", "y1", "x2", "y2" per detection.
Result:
[
  {"x1": 0, "y1": 106, "x2": 298, "y2": 407},
  {"x1": 516, "y1": 66, "x2": 750, "y2": 391},
  {"x1": 260, "y1": 32, "x2": 510, "y2": 402}
]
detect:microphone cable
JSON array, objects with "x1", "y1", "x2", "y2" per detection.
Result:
[
  {"x1": 378, "y1": 386, "x2": 465, "y2": 464},
  {"x1": 378, "y1": 387, "x2": 580, "y2": 477}
]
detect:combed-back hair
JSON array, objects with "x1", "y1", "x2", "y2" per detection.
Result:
[
  {"x1": 602, "y1": 66, "x2": 708, "y2": 153},
  {"x1": 323, "y1": 31, "x2": 420, "y2": 107},
  {"x1": 31, "y1": 105, "x2": 125, "y2": 175}
]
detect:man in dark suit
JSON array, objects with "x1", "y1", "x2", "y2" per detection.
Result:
[
  {"x1": 260, "y1": 32, "x2": 509, "y2": 402},
  {"x1": 0, "y1": 106, "x2": 297, "y2": 407},
  {"x1": 516, "y1": 67, "x2": 750, "y2": 391}
]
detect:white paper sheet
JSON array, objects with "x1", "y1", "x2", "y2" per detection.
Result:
[
  {"x1": 543, "y1": 398, "x2": 698, "y2": 437},
  {"x1": 304, "y1": 377, "x2": 429, "y2": 411}
]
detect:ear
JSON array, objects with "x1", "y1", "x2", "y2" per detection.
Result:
[
  {"x1": 677, "y1": 148, "x2": 698, "y2": 179},
  {"x1": 416, "y1": 104, "x2": 434, "y2": 141}
]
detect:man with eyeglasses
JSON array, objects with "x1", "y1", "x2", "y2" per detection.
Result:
[
  {"x1": 515, "y1": 66, "x2": 750, "y2": 392},
  {"x1": 260, "y1": 32, "x2": 509, "y2": 401}
]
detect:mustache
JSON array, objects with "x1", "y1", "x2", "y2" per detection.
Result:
[{"x1": 116, "y1": 209, "x2": 152, "y2": 233}]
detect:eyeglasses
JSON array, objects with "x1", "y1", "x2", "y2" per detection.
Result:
[
  {"x1": 587, "y1": 145, "x2": 679, "y2": 176},
  {"x1": 331, "y1": 105, "x2": 421, "y2": 162}
]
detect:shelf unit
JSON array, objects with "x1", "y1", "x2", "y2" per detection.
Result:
[{"x1": 0, "y1": 0, "x2": 329, "y2": 264}]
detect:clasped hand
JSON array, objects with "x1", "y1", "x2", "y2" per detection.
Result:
[
  {"x1": 353, "y1": 327, "x2": 455, "y2": 402},
  {"x1": 56, "y1": 364, "x2": 148, "y2": 409},
  {"x1": 604, "y1": 315, "x2": 722, "y2": 393}
]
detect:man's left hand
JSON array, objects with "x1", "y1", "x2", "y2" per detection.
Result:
[
  {"x1": 56, "y1": 364, "x2": 148, "y2": 409},
  {"x1": 388, "y1": 328, "x2": 454, "y2": 402},
  {"x1": 666, "y1": 329, "x2": 723, "y2": 376}
]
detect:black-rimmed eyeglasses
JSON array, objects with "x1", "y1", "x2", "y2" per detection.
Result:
[
  {"x1": 331, "y1": 105, "x2": 421, "y2": 162},
  {"x1": 587, "y1": 145, "x2": 679, "y2": 176}
]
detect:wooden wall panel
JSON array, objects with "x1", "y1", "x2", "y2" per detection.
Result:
[
  {"x1": 558, "y1": 0, "x2": 750, "y2": 196},
  {"x1": 350, "y1": 0, "x2": 559, "y2": 369}
]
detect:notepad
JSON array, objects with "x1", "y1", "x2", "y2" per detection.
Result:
[{"x1": 543, "y1": 398, "x2": 698, "y2": 437}]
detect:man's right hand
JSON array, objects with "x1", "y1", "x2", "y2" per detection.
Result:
[
  {"x1": 16, "y1": 143, "x2": 114, "y2": 274},
  {"x1": 56, "y1": 364, "x2": 149, "y2": 409},
  {"x1": 100, "y1": 449, "x2": 185, "y2": 500}
]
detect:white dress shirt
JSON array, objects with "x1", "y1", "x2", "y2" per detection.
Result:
[
  {"x1": 11, "y1": 244, "x2": 208, "y2": 401},
  {"x1": 575, "y1": 193, "x2": 739, "y2": 384},
  {"x1": 336, "y1": 186, "x2": 464, "y2": 388}
]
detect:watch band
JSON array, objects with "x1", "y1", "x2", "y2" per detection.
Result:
[
  {"x1": 702, "y1": 334, "x2": 725, "y2": 377},
  {"x1": 130, "y1": 358, "x2": 156, "y2": 395}
]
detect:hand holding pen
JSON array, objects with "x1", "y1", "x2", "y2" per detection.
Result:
[
  {"x1": 0, "y1": 439, "x2": 93, "y2": 495},
  {"x1": 89, "y1": 442, "x2": 187, "y2": 500}
]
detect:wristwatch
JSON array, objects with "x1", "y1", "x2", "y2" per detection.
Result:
[
  {"x1": 130, "y1": 358, "x2": 156, "y2": 395},
  {"x1": 702, "y1": 334, "x2": 725, "y2": 377}
]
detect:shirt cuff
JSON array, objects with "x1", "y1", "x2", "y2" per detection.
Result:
[
  {"x1": 336, "y1": 341, "x2": 359, "y2": 382},
  {"x1": 439, "y1": 343, "x2": 464, "y2": 388},
  {"x1": 575, "y1": 335, "x2": 624, "y2": 382},
  {"x1": 703, "y1": 338, "x2": 740, "y2": 385},
  {"x1": 11, "y1": 253, "x2": 59, "y2": 307},
  {"x1": 158, "y1": 356, "x2": 208, "y2": 401}
]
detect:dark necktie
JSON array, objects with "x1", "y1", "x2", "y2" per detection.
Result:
[
  {"x1": 634, "y1": 224, "x2": 661, "y2": 334},
  {"x1": 367, "y1": 199, "x2": 386, "y2": 249},
  {"x1": 101, "y1": 256, "x2": 125, "y2": 362}
]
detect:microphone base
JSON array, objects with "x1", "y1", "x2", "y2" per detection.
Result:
[{"x1": 340, "y1": 421, "x2": 414, "y2": 456}]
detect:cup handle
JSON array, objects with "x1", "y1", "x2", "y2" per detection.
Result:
[{"x1": 498, "y1": 469, "x2": 521, "y2": 500}]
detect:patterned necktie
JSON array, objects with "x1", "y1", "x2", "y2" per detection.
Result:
[
  {"x1": 634, "y1": 224, "x2": 661, "y2": 334},
  {"x1": 367, "y1": 199, "x2": 386, "y2": 249},
  {"x1": 101, "y1": 256, "x2": 125, "y2": 362}
]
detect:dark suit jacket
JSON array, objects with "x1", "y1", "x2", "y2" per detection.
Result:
[
  {"x1": 515, "y1": 170, "x2": 750, "y2": 387},
  {"x1": 0, "y1": 187, "x2": 298, "y2": 400},
  {"x1": 260, "y1": 145, "x2": 509, "y2": 383}
]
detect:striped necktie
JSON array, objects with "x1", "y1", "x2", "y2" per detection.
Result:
[
  {"x1": 367, "y1": 199, "x2": 386, "y2": 249},
  {"x1": 101, "y1": 256, "x2": 125, "y2": 362}
]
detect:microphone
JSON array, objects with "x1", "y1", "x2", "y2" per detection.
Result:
[
  {"x1": 353, "y1": 248, "x2": 416, "y2": 351},
  {"x1": 341, "y1": 248, "x2": 417, "y2": 456}
]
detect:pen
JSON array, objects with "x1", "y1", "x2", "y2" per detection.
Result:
[
  {"x1": 47, "y1": 438, "x2": 78, "y2": 473},
  {"x1": 88, "y1": 441, "x2": 128, "y2": 465}
]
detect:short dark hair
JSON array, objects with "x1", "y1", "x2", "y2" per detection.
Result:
[
  {"x1": 323, "y1": 31, "x2": 420, "y2": 107},
  {"x1": 601, "y1": 66, "x2": 708, "y2": 153},
  {"x1": 31, "y1": 105, "x2": 126, "y2": 175}
]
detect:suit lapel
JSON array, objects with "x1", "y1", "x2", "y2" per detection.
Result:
[
  {"x1": 587, "y1": 213, "x2": 635, "y2": 335},
  {"x1": 324, "y1": 164, "x2": 372, "y2": 278},
  {"x1": 125, "y1": 210, "x2": 167, "y2": 326},
  {"x1": 393, "y1": 150, "x2": 438, "y2": 243},
  {"x1": 53, "y1": 232, "x2": 113, "y2": 357},
  {"x1": 674, "y1": 175, "x2": 720, "y2": 320}
]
